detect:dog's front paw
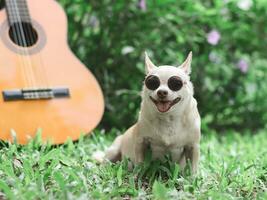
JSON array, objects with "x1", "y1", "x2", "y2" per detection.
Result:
[{"x1": 92, "y1": 150, "x2": 105, "y2": 163}]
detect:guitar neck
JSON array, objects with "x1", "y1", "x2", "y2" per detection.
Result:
[{"x1": 5, "y1": 0, "x2": 32, "y2": 24}]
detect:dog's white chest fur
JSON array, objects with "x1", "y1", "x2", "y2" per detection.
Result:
[
  {"x1": 143, "y1": 116, "x2": 186, "y2": 146},
  {"x1": 139, "y1": 105, "x2": 197, "y2": 161}
]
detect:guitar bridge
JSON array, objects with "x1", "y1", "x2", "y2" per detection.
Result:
[{"x1": 2, "y1": 87, "x2": 70, "y2": 101}]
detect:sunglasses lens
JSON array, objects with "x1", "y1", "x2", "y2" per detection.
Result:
[
  {"x1": 168, "y1": 76, "x2": 183, "y2": 91},
  {"x1": 145, "y1": 75, "x2": 160, "y2": 90}
]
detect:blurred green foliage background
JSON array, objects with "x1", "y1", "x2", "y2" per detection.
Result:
[{"x1": 58, "y1": 0, "x2": 267, "y2": 133}]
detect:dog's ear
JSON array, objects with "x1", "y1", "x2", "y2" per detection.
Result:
[
  {"x1": 145, "y1": 52, "x2": 156, "y2": 74},
  {"x1": 179, "y1": 51, "x2": 192, "y2": 75}
]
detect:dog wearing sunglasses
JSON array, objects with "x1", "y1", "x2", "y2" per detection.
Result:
[{"x1": 94, "y1": 52, "x2": 201, "y2": 173}]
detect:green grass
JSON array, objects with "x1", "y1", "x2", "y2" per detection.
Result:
[{"x1": 0, "y1": 129, "x2": 266, "y2": 200}]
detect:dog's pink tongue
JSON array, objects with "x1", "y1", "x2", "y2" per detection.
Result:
[{"x1": 156, "y1": 102, "x2": 171, "y2": 113}]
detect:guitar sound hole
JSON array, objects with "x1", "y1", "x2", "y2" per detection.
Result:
[
  {"x1": 0, "y1": 1, "x2": 5, "y2": 10},
  {"x1": 8, "y1": 22, "x2": 38, "y2": 47}
]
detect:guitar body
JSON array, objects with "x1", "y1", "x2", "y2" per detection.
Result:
[{"x1": 0, "y1": 0, "x2": 104, "y2": 144}]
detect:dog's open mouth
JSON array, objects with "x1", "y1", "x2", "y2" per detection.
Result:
[{"x1": 150, "y1": 96, "x2": 181, "y2": 113}]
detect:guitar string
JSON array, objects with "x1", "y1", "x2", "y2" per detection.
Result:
[
  {"x1": 6, "y1": 0, "x2": 32, "y2": 88},
  {"x1": 16, "y1": 0, "x2": 50, "y2": 88},
  {"x1": 22, "y1": 0, "x2": 50, "y2": 88},
  {"x1": 20, "y1": 1, "x2": 53, "y2": 133},
  {"x1": 12, "y1": 0, "x2": 50, "y2": 133},
  {"x1": 21, "y1": 7, "x2": 45, "y2": 87},
  {"x1": 9, "y1": 0, "x2": 35, "y2": 88},
  {"x1": 19, "y1": 1, "x2": 53, "y2": 132},
  {"x1": 14, "y1": 0, "x2": 44, "y2": 98},
  {"x1": 11, "y1": 0, "x2": 38, "y2": 91}
]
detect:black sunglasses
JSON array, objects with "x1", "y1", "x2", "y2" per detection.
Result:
[{"x1": 145, "y1": 75, "x2": 183, "y2": 91}]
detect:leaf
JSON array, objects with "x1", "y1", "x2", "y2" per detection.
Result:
[
  {"x1": 54, "y1": 171, "x2": 66, "y2": 191},
  {"x1": 172, "y1": 163, "x2": 180, "y2": 181},
  {"x1": 152, "y1": 181, "x2": 168, "y2": 200},
  {"x1": 22, "y1": 159, "x2": 34, "y2": 181},
  {"x1": 1, "y1": 159, "x2": 15, "y2": 178},
  {"x1": 0, "y1": 180, "x2": 15, "y2": 200},
  {"x1": 148, "y1": 160, "x2": 161, "y2": 184},
  {"x1": 159, "y1": 166, "x2": 172, "y2": 177},
  {"x1": 117, "y1": 164, "x2": 123, "y2": 186},
  {"x1": 40, "y1": 149, "x2": 59, "y2": 168},
  {"x1": 59, "y1": 154, "x2": 74, "y2": 166}
]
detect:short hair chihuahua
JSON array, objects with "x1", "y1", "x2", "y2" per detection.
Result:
[{"x1": 94, "y1": 52, "x2": 201, "y2": 173}]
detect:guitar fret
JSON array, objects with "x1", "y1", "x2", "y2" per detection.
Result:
[
  {"x1": 6, "y1": 8, "x2": 29, "y2": 12},
  {"x1": 5, "y1": 0, "x2": 32, "y2": 24}
]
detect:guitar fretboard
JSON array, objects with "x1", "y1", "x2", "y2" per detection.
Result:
[{"x1": 5, "y1": 0, "x2": 31, "y2": 24}]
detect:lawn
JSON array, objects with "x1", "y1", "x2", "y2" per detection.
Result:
[{"x1": 0, "y1": 129, "x2": 266, "y2": 200}]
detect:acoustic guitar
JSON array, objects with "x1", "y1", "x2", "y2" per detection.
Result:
[{"x1": 0, "y1": 0, "x2": 104, "y2": 144}]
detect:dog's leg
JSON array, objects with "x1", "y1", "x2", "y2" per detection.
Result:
[
  {"x1": 179, "y1": 154, "x2": 186, "y2": 170},
  {"x1": 104, "y1": 135, "x2": 123, "y2": 162},
  {"x1": 92, "y1": 135, "x2": 123, "y2": 163},
  {"x1": 134, "y1": 138, "x2": 146, "y2": 163},
  {"x1": 191, "y1": 144, "x2": 200, "y2": 173},
  {"x1": 185, "y1": 143, "x2": 200, "y2": 173},
  {"x1": 170, "y1": 147, "x2": 186, "y2": 170}
]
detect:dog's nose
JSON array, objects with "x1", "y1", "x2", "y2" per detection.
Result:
[{"x1": 157, "y1": 90, "x2": 168, "y2": 98}]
